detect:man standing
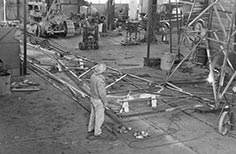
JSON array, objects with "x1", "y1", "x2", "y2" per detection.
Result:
[{"x1": 87, "y1": 63, "x2": 107, "y2": 139}]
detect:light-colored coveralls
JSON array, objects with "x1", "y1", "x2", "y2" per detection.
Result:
[{"x1": 88, "y1": 73, "x2": 107, "y2": 136}]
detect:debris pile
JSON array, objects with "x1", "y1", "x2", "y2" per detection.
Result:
[
  {"x1": 11, "y1": 80, "x2": 40, "y2": 92},
  {"x1": 134, "y1": 131, "x2": 149, "y2": 139},
  {"x1": 117, "y1": 125, "x2": 132, "y2": 134}
]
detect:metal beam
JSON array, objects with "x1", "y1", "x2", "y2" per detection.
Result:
[
  {"x1": 146, "y1": 0, "x2": 153, "y2": 65},
  {"x1": 23, "y1": 0, "x2": 27, "y2": 75}
]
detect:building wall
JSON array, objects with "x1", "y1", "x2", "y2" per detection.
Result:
[
  {"x1": 0, "y1": 0, "x2": 24, "y2": 21},
  {"x1": 91, "y1": 4, "x2": 107, "y2": 16},
  {"x1": 61, "y1": 5, "x2": 79, "y2": 16},
  {"x1": 92, "y1": 3, "x2": 128, "y2": 17},
  {"x1": 129, "y1": 0, "x2": 138, "y2": 20},
  {"x1": 139, "y1": 0, "x2": 182, "y2": 14},
  {"x1": 0, "y1": 0, "x2": 82, "y2": 21}
]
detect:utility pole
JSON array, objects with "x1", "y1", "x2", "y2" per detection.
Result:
[
  {"x1": 234, "y1": 2, "x2": 236, "y2": 51},
  {"x1": 23, "y1": 0, "x2": 27, "y2": 75},
  {"x1": 17, "y1": 0, "x2": 20, "y2": 20},
  {"x1": 207, "y1": 0, "x2": 213, "y2": 51},
  {"x1": 169, "y1": 0, "x2": 172, "y2": 53},
  {"x1": 107, "y1": 0, "x2": 115, "y2": 30},
  {"x1": 3, "y1": 0, "x2": 6, "y2": 21},
  {"x1": 146, "y1": 0, "x2": 153, "y2": 65},
  {"x1": 77, "y1": 0, "x2": 80, "y2": 13}
]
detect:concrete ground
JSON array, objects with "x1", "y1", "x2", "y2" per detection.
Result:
[{"x1": 1, "y1": 31, "x2": 236, "y2": 154}]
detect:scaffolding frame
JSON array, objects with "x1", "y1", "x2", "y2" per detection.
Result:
[{"x1": 165, "y1": 0, "x2": 236, "y2": 108}]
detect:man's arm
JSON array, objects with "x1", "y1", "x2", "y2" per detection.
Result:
[{"x1": 97, "y1": 80, "x2": 107, "y2": 106}]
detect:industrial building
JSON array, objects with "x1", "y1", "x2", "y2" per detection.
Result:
[{"x1": 1, "y1": 0, "x2": 236, "y2": 154}]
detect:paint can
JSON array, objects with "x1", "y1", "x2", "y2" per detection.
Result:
[{"x1": 160, "y1": 52, "x2": 176, "y2": 71}]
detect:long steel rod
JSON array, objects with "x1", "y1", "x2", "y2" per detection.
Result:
[
  {"x1": 212, "y1": 32, "x2": 234, "y2": 72},
  {"x1": 106, "y1": 74, "x2": 127, "y2": 89},
  {"x1": 219, "y1": 70, "x2": 236, "y2": 100},
  {"x1": 29, "y1": 60, "x2": 88, "y2": 97},
  {"x1": 78, "y1": 65, "x2": 96, "y2": 79},
  {"x1": 166, "y1": 40, "x2": 201, "y2": 81},
  {"x1": 218, "y1": 2, "x2": 231, "y2": 21},
  {"x1": 218, "y1": 1, "x2": 236, "y2": 101},
  {"x1": 185, "y1": 0, "x2": 197, "y2": 25},
  {"x1": 213, "y1": 4, "x2": 227, "y2": 37},
  {"x1": 127, "y1": 73, "x2": 153, "y2": 84},
  {"x1": 205, "y1": 39, "x2": 218, "y2": 105},
  {"x1": 188, "y1": 0, "x2": 219, "y2": 27},
  {"x1": 118, "y1": 104, "x2": 204, "y2": 118}
]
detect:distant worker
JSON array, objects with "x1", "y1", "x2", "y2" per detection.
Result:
[{"x1": 87, "y1": 63, "x2": 108, "y2": 139}]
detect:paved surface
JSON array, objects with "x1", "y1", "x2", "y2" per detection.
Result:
[{"x1": 0, "y1": 32, "x2": 236, "y2": 154}]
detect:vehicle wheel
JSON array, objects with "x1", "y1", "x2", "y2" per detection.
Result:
[
  {"x1": 39, "y1": 39, "x2": 50, "y2": 48},
  {"x1": 64, "y1": 20, "x2": 75, "y2": 37},
  {"x1": 218, "y1": 111, "x2": 232, "y2": 135},
  {"x1": 79, "y1": 42, "x2": 85, "y2": 50}
]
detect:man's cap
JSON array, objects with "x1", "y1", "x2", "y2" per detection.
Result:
[{"x1": 94, "y1": 63, "x2": 106, "y2": 74}]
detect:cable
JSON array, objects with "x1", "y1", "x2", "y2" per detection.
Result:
[
  {"x1": 127, "y1": 108, "x2": 203, "y2": 150},
  {"x1": 127, "y1": 110, "x2": 181, "y2": 149}
]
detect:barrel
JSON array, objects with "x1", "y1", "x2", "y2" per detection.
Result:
[{"x1": 160, "y1": 52, "x2": 176, "y2": 71}]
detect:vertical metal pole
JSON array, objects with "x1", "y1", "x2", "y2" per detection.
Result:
[
  {"x1": 107, "y1": 0, "x2": 115, "y2": 30},
  {"x1": 176, "y1": 0, "x2": 180, "y2": 59},
  {"x1": 77, "y1": 0, "x2": 80, "y2": 13},
  {"x1": 46, "y1": 0, "x2": 51, "y2": 11},
  {"x1": 17, "y1": 0, "x2": 20, "y2": 20},
  {"x1": 234, "y1": 2, "x2": 236, "y2": 51},
  {"x1": 3, "y1": 0, "x2": 6, "y2": 21},
  {"x1": 107, "y1": 0, "x2": 110, "y2": 30},
  {"x1": 169, "y1": 0, "x2": 172, "y2": 53},
  {"x1": 23, "y1": 0, "x2": 27, "y2": 75},
  {"x1": 207, "y1": 0, "x2": 213, "y2": 39},
  {"x1": 146, "y1": 0, "x2": 153, "y2": 65}
]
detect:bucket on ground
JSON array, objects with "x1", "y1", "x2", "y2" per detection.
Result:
[
  {"x1": 0, "y1": 73, "x2": 11, "y2": 96},
  {"x1": 160, "y1": 52, "x2": 176, "y2": 71}
]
